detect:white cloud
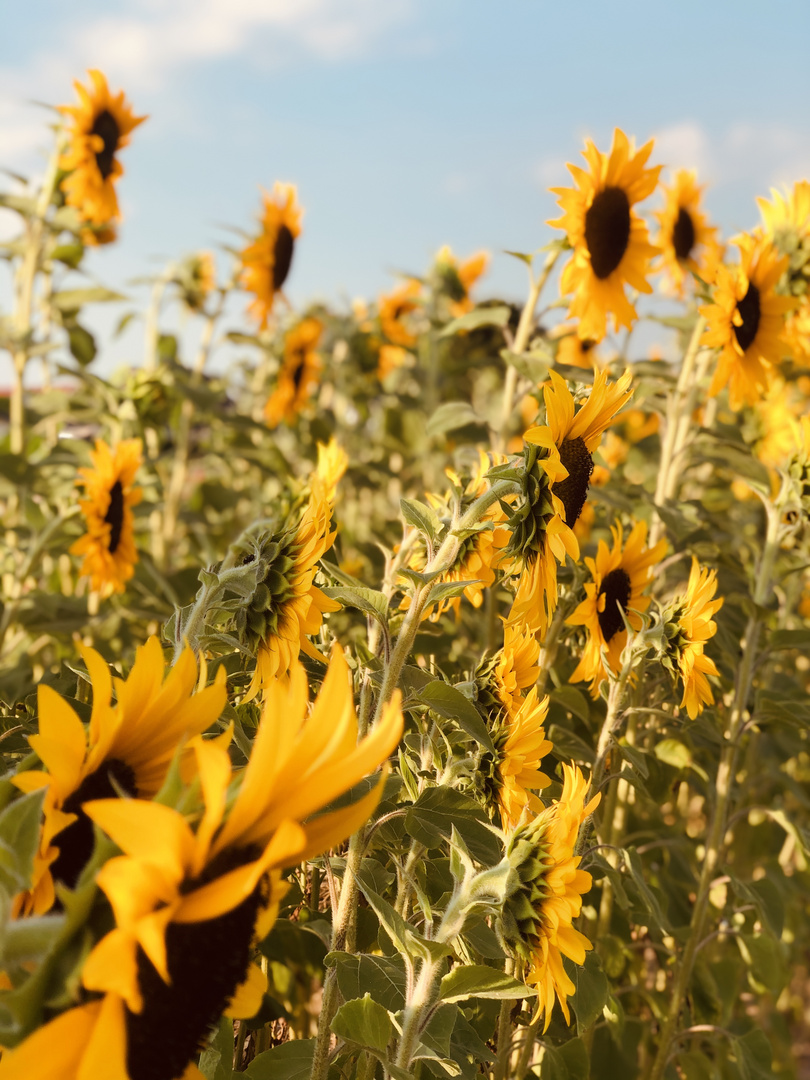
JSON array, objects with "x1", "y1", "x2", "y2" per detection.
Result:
[{"x1": 0, "y1": 0, "x2": 413, "y2": 172}]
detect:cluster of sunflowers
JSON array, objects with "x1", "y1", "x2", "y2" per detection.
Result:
[{"x1": 1, "y1": 70, "x2": 809, "y2": 1080}]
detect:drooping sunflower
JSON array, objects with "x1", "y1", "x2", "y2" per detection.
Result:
[
  {"x1": 240, "y1": 183, "x2": 303, "y2": 329},
  {"x1": 757, "y1": 180, "x2": 810, "y2": 361},
  {"x1": 662, "y1": 558, "x2": 724, "y2": 719},
  {"x1": 11, "y1": 637, "x2": 226, "y2": 916},
  {"x1": 505, "y1": 369, "x2": 634, "y2": 636},
  {"x1": 264, "y1": 317, "x2": 323, "y2": 428},
  {"x1": 434, "y1": 246, "x2": 489, "y2": 317},
  {"x1": 486, "y1": 688, "x2": 553, "y2": 830},
  {"x1": 1, "y1": 650, "x2": 403, "y2": 1080},
  {"x1": 501, "y1": 764, "x2": 600, "y2": 1030},
  {"x1": 70, "y1": 439, "x2": 142, "y2": 597},
  {"x1": 567, "y1": 519, "x2": 666, "y2": 696},
  {"x1": 175, "y1": 252, "x2": 216, "y2": 313},
  {"x1": 555, "y1": 329, "x2": 601, "y2": 370},
  {"x1": 489, "y1": 622, "x2": 541, "y2": 715},
  {"x1": 549, "y1": 128, "x2": 661, "y2": 342},
  {"x1": 701, "y1": 234, "x2": 794, "y2": 410},
  {"x1": 654, "y1": 170, "x2": 720, "y2": 294},
  {"x1": 58, "y1": 70, "x2": 146, "y2": 227},
  {"x1": 237, "y1": 461, "x2": 344, "y2": 700}
]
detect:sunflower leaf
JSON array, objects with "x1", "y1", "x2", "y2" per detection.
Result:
[
  {"x1": 417, "y1": 681, "x2": 494, "y2": 753},
  {"x1": 400, "y1": 498, "x2": 441, "y2": 542},
  {"x1": 438, "y1": 964, "x2": 530, "y2": 1004},
  {"x1": 322, "y1": 586, "x2": 389, "y2": 626},
  {"x1": 51, "y1": 287, "x2": 126, "y2": 311},
  {"x1": 425, "y1": 401, "x2": 480, "y2": 438},
  {"x1": 331, "y1": 993, "x2": 393, "y2": 1054},
  {"x1": 245, "y1": 1038, "x2": 315, "y2": 1079},
  {"x1": 438, "y1": 305, "x2": 511, "y2": 337},
  {"x1": 0, "y1": 788, "x2": 46, "y2": 896},
  {"x1": 571, "y1": 951, "x2": 610, "y2": 1034}
]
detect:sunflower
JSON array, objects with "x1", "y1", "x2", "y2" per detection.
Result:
[
  {"x1": 434, "y1": 246, "x2": 489, "y2": 318},
  {"x1": 58, "y1": 70, "x2": 146, "y2": 227},
  {"x1": 241, "y1": 183, "x2": 303, "y2": 329},
  {"x1": 556, "y1": 330, "x2": 601, "y2": 370},
  {"x1": 505, "y1": 369, "x2": 634, "y2": 636},
  {"x1": 757, "y1": 180, "x2": 810, "y2": 361},
  {"x1": 489, "y1": 622, "x2": 541, "y2": 715},
  {"x1": 654, "y1": 170, "x2": 720, "y2": 294},
  {"x1": 501, "y1": 764, "x2": 599, "y2": 1030},
  {"x1": 264, "y1": 317, "x2": 323, "y2": 428},
  {"x1": 662, "y1": 558, "x2": 723, "y2": 719},
  {"x1": 237, "y1": 466, "x2": 343, "y2": 700},
  {"x1": 379, "y1": 279, "x2": 421, "y2": 347},
  {"x1": 377, "y1": 344, "x2": 410, "y2": 380},
  {"x1": 175, "y1": 252, "x2": 216, "y2": 313},
  {"x1": 752, "y1": 379, "x2": 807, "y2": 468},
  {"x1": 567, "y1": 520, "x2": 667, "y2": 696},
  {"x1": 403, "y1": 452, "x2": 510, "y2": 621},
  {"x1": 701, "y1": 234, "x2": 794, "y2": 410},
  {"x1": 11, "y1": 637, "x2": 226, "y2": 916},
  {"x1": 549, "y1": 128, "x2": 661, "y2": 342},
  {"x1": 1, "y1": 650, "x2": 403, "y2": 1080},
  {"x1": 70, "y1": 439, "x2": 142, "y2": 597}
]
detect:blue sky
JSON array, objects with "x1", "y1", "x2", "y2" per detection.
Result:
[{"x1": 2, "y1": 0, "x2": 810, "y2": 376}]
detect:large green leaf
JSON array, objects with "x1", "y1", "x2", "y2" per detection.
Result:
[
  {"x1": 0, "y1": 790, "x2": 46, "y2": 896},
  {"x1": 438, "y1": 964, "x2": 530, "y2": 1003},
  {"x1": 331, "y1": 993, "x2": 393, "y2": 1054},
  {"x1": 245, "y1": 1039, "x2": 315, "y2": 1079},
  {"x1": 327, "y1": 951, "x2": 407, "y2": 1012},
  {"x1": 417, "y1": 681, "x2": 494, "y2": 752}
]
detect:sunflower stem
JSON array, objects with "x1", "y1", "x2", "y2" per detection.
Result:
[
  {"x1": 144, "y1": 265, "x2": 173, "y2": 372},
  {"x1": 9, "y1": 132, "x2": 64, "y2": 456},
  {"x1": 644, "y1": 498, "x2": 781, "y2": 1080},
  {"x1": 588, "y1": 664, "x2": 631, "y2": 805},
  {"x1": 513, "y1": 1014, "x2": 544, "y2": 1077},
  {"x1": 650, "y1": 314, "x2": 706, "y2": 545},
  {"x1": 494, "y1": 248, "x2": 561, "y2": 454},
  {"x1": 493, "y1": 957, "x2": 517, "y2": 1080}
]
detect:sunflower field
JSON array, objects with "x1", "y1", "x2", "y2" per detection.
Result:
[{"x1": 1, "y1": 70, "x2": 810, "y2": 1080}]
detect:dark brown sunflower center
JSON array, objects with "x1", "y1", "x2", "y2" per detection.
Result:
[
  {"x1": 91, "y1": 109, "x2": 121, "y2": 181},
  {"x1": 672, "y1": 207, "x2": 696, "y2": 261},
  {"x1": 585, "y1": 186, "x2": 631, "y2": 279},
  {"x1": 554, "y1": 436, "x2": 594, "y2": 527},
  {"x1": 126, "y1": 844, "x2": 266, "y2": 1080},
  {"x1": 104, "y1": 480, "x2": 125, "y2": 554},
  {"x1": 50, "y1": 758, "x2": 137, "y2": 892},
  {"x1": 597, "y1": 568, "x2": 631, "y2": 642},
  {"x1": 291, "y1": 352, "x2": 307, "y2": 392},
  {"x1": 733, "y1": 282, "x2": 761, "y2": 354},
  {"x1": 581, "y1": 339, "x2": 596, "y2": 353},
  {"x1": 272, "y1": 225, "x2": 294, "y2": 290}
]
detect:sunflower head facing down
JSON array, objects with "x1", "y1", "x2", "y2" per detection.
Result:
[
  {"x1": 241, "y1": 183, "x2": 303, "y2": 329},
  {"x1": 549, "y1": 128, "x2": 661, "y2": 342},
  {"x1": 662, "y1": 558, "x2": 724, "y2": 719},
  {"x1": 11, "y1": 637, "x2": 226, "y2": 916},
  {"x1": 174, "y1": 252, "x2": 216, "y2": 313},
  {"x1": 264, "y1": 316, "x2": 323, "y2": 428},
  {"x1": 501, "y1": 764, "x2": 600, "y2": 1031},
  {"x1": 3, "y1": 649, "x2": 403, "y2": 1080},
  {"x1": 58, "y1": 70, "x2": 146, "y2": 227},
  {"x1": 70, "y1": 438, "x2": 142, "y2": 597},
  {"x1": 567, "y1": 519, "x2": 667, "y2": 696},
  {"x1": 654, "y1": 170, "x2": 721, "y2": 295},
  {"x1": 235, "y1": 462, "x2": 344, "y2": 700},
  {"x1": 701, "y1": 234, "x2": 794, "y2": 410}
]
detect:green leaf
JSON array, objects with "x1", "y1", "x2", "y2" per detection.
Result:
[
  {"x1": 405, "y1": 787, "x2": 500, "y2": 865},
  {"x1": 438, "y1": 964, "x2": 530, "y2": 1003},
  {"x1": 749, "y1": 877, "x2": 784, "y2": 939},
  {"x1": 572, "y1": 951, "x2": 610, "y2": 1035},
  {"x1": 769, "y1": 628, "x2": 810, "y2": 651},
  {"x1": 438, "y1": 305, "x2": 511, "y2": 337},
  {"x1": 425, "y1": 579, "x2": 483, "y2": 610},
  {"x1": 549, "y1": 686, "x2": 591, "y2": 724},
  {"x1": 244, "y1": 1039, "x2": 315, "y2": 1079},
  {"x1": 547, "y1": 724, "x2": 595, "y2": 765},
  {"x1": 332, "y1": 993, "x2": 393, "y2": 1054},
  {"x1": 730, "y1": 1030, "x2": 774, "y2": 1079},
  {"x1": 1, "y1": 915, "x2": 67, "y2": 968},
  {"x1": 621, "y1": 848, "x2": 671, "y2": 933},
  {"x1": 198, "y1": 1016, "x2": 235, "y2": 1080},
  {"x1": 500, "y1": 348, "x2": 551, "y2": 383},
  {"x1": 736, "y1": 932, "x2": 786, "y2": 994},
  {"x1": 400, "y1": 498, "x2": 441, "y2": 542},
  {"x1": 328, "y1": 952, "x2": 407, "y2": 1012},
  {"x1": 357, "y1": 882, "x2": 449, "y2": 964},
  {"x1": 68, "y1": 325, "x2": 97, "y2": 366},
  {"x1": 0, "y1": 790, "x2": 46, "y2": 896},
  {"x1": 51, "y1": 242, "x2": 84, "y2": 269},
  {"x1": 417, "y1": 681, "x2": 494, "y2": 752},
  {"x1": 322, "y1": 586, "x2": 389, "y2": 626},
  {"x1": 51, "y1": 287, "x2": 125, "y2": 311},
  {"x1": 425, "y1": 402, "x2": 479, "y2": 438},
  {"x1": 653, "y1": 738, "x2": 691, "y2": 771}
]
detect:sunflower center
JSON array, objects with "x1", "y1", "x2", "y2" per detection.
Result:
[
  {"x1": 585, "y1": 186, "x2": 631, "y2": 279},
  {"x1": 597, "y1": 568, "x2": 632, "y2": 642},
  {"x1": 272, "y1": 225, "x2": 294, "y2": 290},
  {"x1": 126, "y1": 845, "x2": 266, "y2": 1080},
  {"x1": 554, "y1": 437, "x2": 594, "y2": 527},
  {"x1": 672, "y1": 207, "x2": 696, "y2": 261},
  {"x1": 733, "y1": 282, "x2": 761, "y2": 354},
  {"x1": 291, "y1": 352, "x2": 307, "y2": 393},
  {"x1": 91, "y1": 109, "x2": 121, "y2": 181},
  {"x1": 50, "y1": 758, "x2": 137, "y2": 892},
  {"x1": 104, "y1": 480, "x2": 125, "y2": 554}
]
